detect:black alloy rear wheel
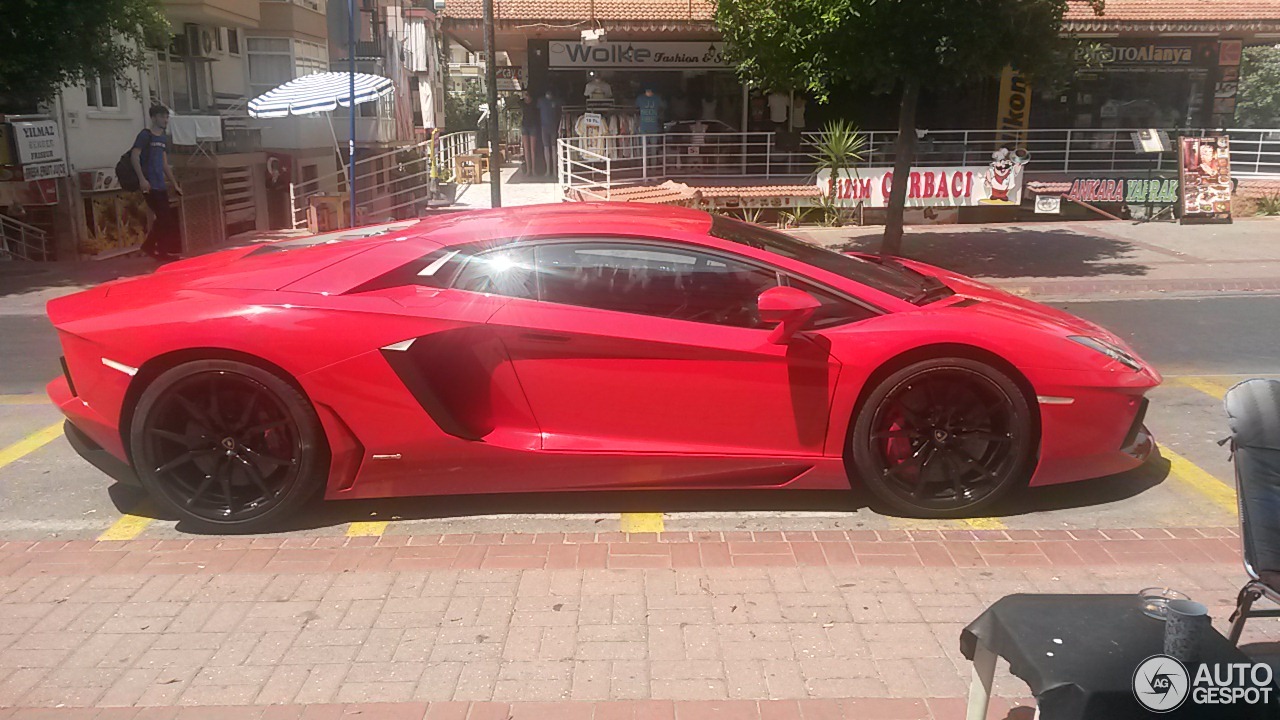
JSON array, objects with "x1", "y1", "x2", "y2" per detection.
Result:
[
  {"x1": 130, "y1": 359, "x2": 328, "y2": 532},
  {"x1": 851, "y1": 357, "x2": 1035, "y2": 518}
]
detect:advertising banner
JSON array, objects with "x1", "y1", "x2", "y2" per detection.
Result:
[
  {"x1": 1179, "y1": 136, "x2": 1232, "y2": 222},
  {"x1": 818, "y1": 150, "x2": 1027, "y2": 208},
  {"x1": 1058, "y1": 177, "x2": 1180, "y2": 204}
]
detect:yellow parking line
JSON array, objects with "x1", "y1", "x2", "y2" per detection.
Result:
[
  {"x1": 620, "y1": 512, "x2": 665, "y2": 534},
  {"x1": 0, "y1": 395, "x2": 50, "y2": 406},
  {"x1": 346, "y1": 521, "x2": 389, "y2": 537},
  {"x1": 0, "y1": 422, "x2": 64, "y2": 471},
  {"x1": 959, "y1": 517, "x2": 1006, "y2": 530},
  {"x1": 1160, "y1": 444, "x2": 1237, "y2": 514},
  {"x1": 1173, "y1": 376, "x2": 1234, "y2": 401},
  {"x1": 889, "y1": 516, "x2": 1007, "y2": 531},
  {"x1": 97, "y1": 513, "x2": 155, "y2": 542}
]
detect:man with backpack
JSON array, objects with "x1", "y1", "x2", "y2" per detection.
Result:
[{"x1": 126, "y1": 105, "x2": 183, "y2": 260}]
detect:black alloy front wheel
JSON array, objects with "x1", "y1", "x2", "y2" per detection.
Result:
[{"x1": 850, "y1": 357, "x2": 1035, "y2": 518}]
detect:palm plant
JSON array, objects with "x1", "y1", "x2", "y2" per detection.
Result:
[{"x1": 809, "y1": 119, "x2": 867, "y2": 226}]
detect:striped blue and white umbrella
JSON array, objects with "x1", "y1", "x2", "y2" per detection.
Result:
[{"x1": 248, "y1": 72, "x2": 394, "y2": 118}]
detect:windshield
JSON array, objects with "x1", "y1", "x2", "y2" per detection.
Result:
[{"x1": 709, "y1": 215, "x2": 931, "y2": 302}]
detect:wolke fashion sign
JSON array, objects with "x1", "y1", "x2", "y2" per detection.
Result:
[{"x1": 817, "y1": 150, "x2": 1028, "y2": 208}]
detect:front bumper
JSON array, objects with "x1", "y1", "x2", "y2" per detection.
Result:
[
  {"x1": 63, "y1": 417, "x2": 142, "y2": 487},
  {"x1": 1029, "y1": 385, "x2": 1157, "y2": 487}
]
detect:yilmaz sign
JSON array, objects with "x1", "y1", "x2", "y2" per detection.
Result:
[{"x1": 548, "y1": 42, "x2": 730, "y2": 69}]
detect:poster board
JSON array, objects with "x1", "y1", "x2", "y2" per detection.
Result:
[{"x1": 1178, "y1": 136, "x2": 1233, "y2": 224}]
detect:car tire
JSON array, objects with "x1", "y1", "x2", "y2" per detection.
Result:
[
  {"x1": 850, "y1": 357, "x2": 1035, "y2": 518},
  {"x1": 130, "y1": 359, "x2": 329, "y2": 533}
]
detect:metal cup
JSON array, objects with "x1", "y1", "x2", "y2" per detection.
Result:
[{"x1": 1164, "y1": 599, "x2": 1210, "y2": 662}]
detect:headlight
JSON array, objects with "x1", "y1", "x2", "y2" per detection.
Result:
[{"x1": 1069, "y1": 336, "x2": 1143, "y2": 371}]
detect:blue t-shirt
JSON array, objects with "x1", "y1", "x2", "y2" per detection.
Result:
[
  {"x1": 132, "y1": 130, "x2": 169, "y2": 191},
  {"x1": 537, "y1": 96, "x2": 560, "y2": 133},
  {"x1": 636, "y1": 94, "x2": 664, "y2": 135}
]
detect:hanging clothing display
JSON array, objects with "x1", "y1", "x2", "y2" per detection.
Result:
[{"x1": 767, "y1": 92, "x2": 790, "y2": 124}]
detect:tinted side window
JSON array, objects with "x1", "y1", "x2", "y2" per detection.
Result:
[
  {"x1": 535, "y1": 242, "x2": 780, "y2": 329},
  {"x1": 451, "y1": 245, "x2": 537, "y2": 299}
]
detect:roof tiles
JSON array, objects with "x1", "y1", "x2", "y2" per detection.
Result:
[{"x1": 443, "y1": 0, "x2": 1277, "y2": 23}]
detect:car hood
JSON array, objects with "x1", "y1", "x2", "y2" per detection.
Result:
[{"x1": 891, "y1": 257, "x2": 1132, "y2": 347}]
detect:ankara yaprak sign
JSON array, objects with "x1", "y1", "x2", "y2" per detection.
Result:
[{"x1": 549, "y1": 41, "x2": 730, "y2": 69}]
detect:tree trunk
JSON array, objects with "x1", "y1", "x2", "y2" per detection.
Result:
[{"x1": 881, "y1": 79, "x2": 920, "y2": 258}]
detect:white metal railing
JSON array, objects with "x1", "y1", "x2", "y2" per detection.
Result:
[
  {"x1": 799, "y1": 128, "x2": 1280, "y2": 177},
  {"x1": 436, "y1": 130, "x2": 477, "y2": 178},
  {"x1": 289, "y1": 131, "x2": 477, "y2": 229},
  {"x1": 0, "y1": 214, "x2": 49, "y2": 261},
  {"x1": 558, "y1": 127, "x2": 1280, "y2": 199},
  {"x1": 558, "y1": 137, "x2": 613, "y2": 201}
]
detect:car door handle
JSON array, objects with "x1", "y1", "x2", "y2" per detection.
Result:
[{"x1": 520, "y1": 332, "x2": 573, "y2": 344}]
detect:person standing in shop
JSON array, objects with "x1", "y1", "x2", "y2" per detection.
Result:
[
  {"x1": 538, "y1": 90, "x2": 562, "y2": 178},
  {"x1": 519, "y1": 91, "x2": 541, "y2": 176},
  {"x1": 131, "y1": 105, "x2": 183, "y2": 261}
]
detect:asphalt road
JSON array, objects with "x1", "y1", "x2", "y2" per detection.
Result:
[{"x1": 1, "y1": 295, "x2": 1277, "y2": 540}]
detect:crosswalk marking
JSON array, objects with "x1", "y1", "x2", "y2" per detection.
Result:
[
  {"x1": 0, "y1": 422, "x2": 64, "y2": 471},
  {"x1": 1160, "y1": 445, "x2": 1237, "y2": 514},
  {"x1": 346, "y1": 521, "x2": 389, "y2": 537},
  {"x1": 620, "y1": 512, "x2": 665, "y2": 534}
]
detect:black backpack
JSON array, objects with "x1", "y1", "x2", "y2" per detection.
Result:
[{"x1": 116, "y1": 131, "x2": 151, "y2": 192}]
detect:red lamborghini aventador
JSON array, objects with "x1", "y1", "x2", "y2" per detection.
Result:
[{"x1": 47, "y1": 203, "x2": 1159, "y2": 530}]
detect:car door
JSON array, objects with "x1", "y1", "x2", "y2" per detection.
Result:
[{"x1": 485, "y1": 239, "x2": 843, "y2": 457}]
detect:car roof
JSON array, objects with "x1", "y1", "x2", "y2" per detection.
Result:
[{"x1": 418, "y1": 202, "x2": 714, "y2": 247}]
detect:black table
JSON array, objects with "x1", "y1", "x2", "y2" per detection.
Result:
[{"x1": 960, "y1": 594, "x2": 1278, "y2": 720}]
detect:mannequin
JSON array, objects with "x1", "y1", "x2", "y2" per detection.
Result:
[
  {"x1": 538, "y1": 90, "x2": 561, "y2": 177},
  {"x1": 767, "y1": 91, "x2": 789, "y2": 127},
  {"x1": 584, "y1": 72, "x2": 613, "y2": 104},
  {"x1": 636, "y1": 87, "x2": 664, "y2": 136},
  {"x1": 791, "y1": 95, "x2": 806, "y2": 129}
]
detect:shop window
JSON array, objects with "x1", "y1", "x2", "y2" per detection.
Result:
[{"x1": 86, "y1": 75, "x2": 120, "y2": 110}]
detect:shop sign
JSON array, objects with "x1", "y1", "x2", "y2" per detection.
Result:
[
  {"x1": 996, "y1": 66, "x2": 1031, "y2": 146},
  {"x1": 1080, "y1": 43, "x2": 1195, "y2": 67},
  {"x1": 1063, "y1": 177, "x2": 1179, "y2": 204},
  {"x1": 9, "y1": 120, "x2": 65, "y2": 165},
  {"x1": 549, "y1": 41, "x2": 729, "y2": 69},
  {"x1": 20, "y1": 160, "x2": 68, "y2": 181},
  {"x1": 818, "y1": 150, "x2": 1027, "y2": 208},
  {"x1": 1035, "y1": 196, "x2": 1062, "y2": 214},
  {"x1": 1180, "y1": 136, "x2": 1232, "y2": 221},
  {"x1": 495, "y1": 67, "x2": 524, "y2": 91}
]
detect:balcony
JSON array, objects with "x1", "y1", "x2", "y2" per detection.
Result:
[
  {"x1": 339, "y1": 117, "x2": 399, "y2": 146},
  {"x1": 258, "y1": 0, "x2": 327, "y2": 40},
  {"x1": 163, "y1": 0, "x2": 259, "y2": 27}
]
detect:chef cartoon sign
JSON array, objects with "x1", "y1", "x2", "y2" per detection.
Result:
[{"x1": 979, "y1": 147, "x2": 1029, "y2": 205}]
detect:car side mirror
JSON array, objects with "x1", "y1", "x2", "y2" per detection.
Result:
[{"x1": 758, "y1": 286, "x2": 821, "y2": 344}]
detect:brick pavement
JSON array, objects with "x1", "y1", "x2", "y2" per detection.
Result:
[{"x1": 2, "y1": 530, "x2": 1276, "y2": 717}]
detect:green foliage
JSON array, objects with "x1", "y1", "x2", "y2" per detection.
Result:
[
  {"x1": 0, "y1": 0, "x2": 169, "y2": 112},
  {"x1": 738, "y1": 207, "x2": 765, "y2": 224},
  {"x1": 809, "y1": 119, "x2": 866, "y2": 179},
  {"x1": 1237, "y1": 45, "x2": 1280, "y2": 129},
  {"x1": 716, "y1": 0, "x2": 1100, "y2": 252},
  {"x1": 446, "y1": 83, "x2": 487, "y2": 142},
  {"x1": 1254, "y1": 194, "x2": 1280, "y2": 216},
  {"x1": 715, "y1": 0, "x2": 1102, "y2": 102},
  {"x1": 778, "y1": 207, "x2": 814, "y2": 228}
]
